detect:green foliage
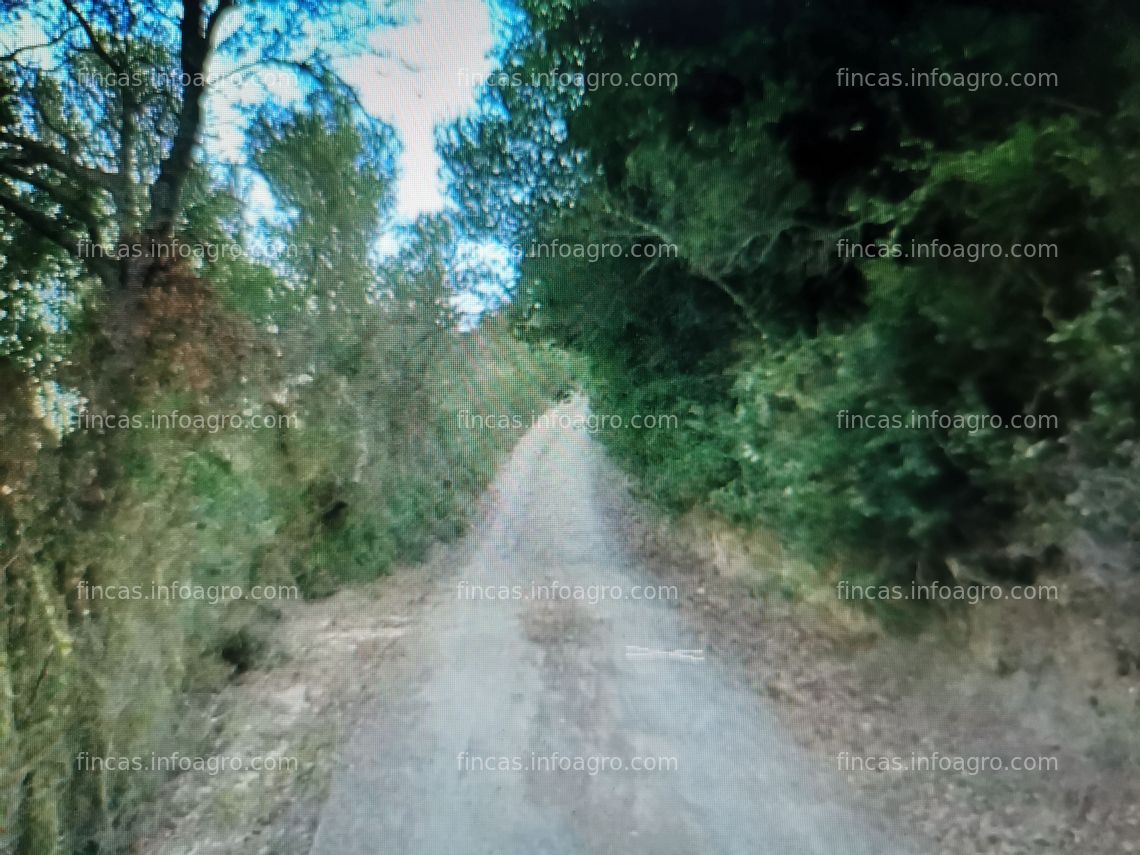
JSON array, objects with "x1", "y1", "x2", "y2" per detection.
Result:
[
  {"x1": 1, "y1": 90, "x2": 569, "y2": 855},
  {"x1": 470, "y1": 0, "x2": 1140, "y2": 590}
]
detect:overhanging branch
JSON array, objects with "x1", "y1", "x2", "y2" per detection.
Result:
[
  {"x1": 0, "y1": 189, "x2": 114, "y2": 285},
  {"x1": 61, "y1": 0, "x2": 122, "y2": 72},
  {"x1": 0, "y1": 133, "x2": 117, "y2": 189},
  {"x1": 599, "y1": 198, "x2": 767, "y2": 337}
]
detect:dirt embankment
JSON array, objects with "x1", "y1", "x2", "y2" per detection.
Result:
[
  {"x1": 130, "y1": 565, "x2": 444, "y2": 855},
  {"x1": 616, "y1": 495, "x2": 1140, "y2": 855}
]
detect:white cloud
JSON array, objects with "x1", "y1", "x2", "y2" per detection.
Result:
[
  {"x1": 4, "y1": 1, "x2": 493, "y2": 223},
  {"x1": 336, "y1": 0, "x2": 496, "y2": 220}
]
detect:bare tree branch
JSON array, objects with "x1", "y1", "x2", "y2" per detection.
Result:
[
  {"x1": 0, "y1": 161, "x2": 82, "y2": 204},
  {"x1": 0, "y1": 132, "x2": 117, "y2": 189},
  {"x1": 0, "y1": 187, "x2": 113, "y2": 285},
  {"x1": 146, "y1": 0, "x2": 236, "y2": 238},
  {"x1": 61, "y1": 0, "x2": 122, "y2": 72},
  {"x1": 0, "y1": 27, "x2": 76, "y2": 63},
  {"x1": 599, "y1": 198, "x2": 767, "y2": 337}
]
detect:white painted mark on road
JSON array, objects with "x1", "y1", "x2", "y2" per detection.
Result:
[{"x1": 625, "y1": 646, "x2": 705, "y2": 663}]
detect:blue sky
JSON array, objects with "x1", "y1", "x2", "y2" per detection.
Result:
[
  {"x1": 1, "y1": 0, "x2": 516, "y2": 319},
  {"x1": 208, "y1": 0, "x2": 500, "y2": 222},
  {"x1": 2, "y1": 0, "x2": 501, "y2": 221},
  {"x1": 206, "y1": 0, "x2": 517, "y2": 316}
]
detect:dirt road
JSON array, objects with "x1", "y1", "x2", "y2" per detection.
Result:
[{"x1": 308, "y1": 399, "x2": 914, "y2": 854}]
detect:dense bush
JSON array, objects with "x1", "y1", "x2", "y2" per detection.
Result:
[
  {"x1": 0, "y1": 95, "x2": 568, "y2": 853},
  {"x1": 452, "y1": 0, "x2": 1140, "y2": 586}
]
